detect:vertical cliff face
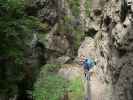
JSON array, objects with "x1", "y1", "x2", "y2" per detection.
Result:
[
  {"x1": 25, "y1": 0, "x2": 76, "y2": 63},
  {"x1": 86, "y1": 0, "x2": 133, "y2": 100}
]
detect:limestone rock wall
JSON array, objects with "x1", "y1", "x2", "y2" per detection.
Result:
[{"x1": 86, "y1": 0, "x2": 133, "y2": 100}]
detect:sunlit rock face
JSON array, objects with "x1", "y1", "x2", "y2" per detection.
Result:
[
  {"x1": 78, "y1": 37, "x2": 96, "y2": 59},
  {"x1": 84, "y1": 0, "x2": 133, "y2": 100}
]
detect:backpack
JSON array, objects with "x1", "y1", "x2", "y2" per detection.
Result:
[{"x1": 83, "y1": 58, "x2": 95, "y2": 71}]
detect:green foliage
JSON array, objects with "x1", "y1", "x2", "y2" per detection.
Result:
[
  {"x1": 0, "y1": 0, "x2": 43, "y2": 97},
  {"x1": 58, "y1": 16, "x2": 84, "y2": 52},
  {"x1": 33, "y1": 75, "x2": 67, "y2": 100},
  {"x1": 0, "y1": 0, "x2": 40, "y2": 56},
  {"x1": 33, "y1": 64, "x2": 85, "y2": 100},
  {"x1": 66, "y1": 0, "x2": 92, "y2": 51},
  {"x1": 85, "y1": 0, "x2": 91, "y2": 17},
  {"x1": 0, "y1": 0, "x2": 42, "y2": 63},
  {"x1": 68, "y1": 77, "x2": 84, "y2": 100},
  {"x1": 33, "y1": 64, "x2": 67, "y2": 100},
  {"x1": 67, "y1": 0, "x2": 91, "y2": 17},
  {"x1": 57, "y1": 16, "x2": 73, "y2": 33},
  {"x1": 67, "y1": 0, "x2": 80, "y2": 16},
  {"x1": 73, "y1": 28, "x2": 84, "y2": 51}
]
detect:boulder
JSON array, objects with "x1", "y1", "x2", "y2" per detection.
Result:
[
  {"x1": 58, "y1": 64, "x2": 82, "y2": 80},
  {"x1": 56, "y1": 56, "x2": 71, "y2": 64}
]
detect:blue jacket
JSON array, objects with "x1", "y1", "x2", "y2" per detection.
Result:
[{"x1": 83, "y1": 58, "x2": 95, "y2": 71}]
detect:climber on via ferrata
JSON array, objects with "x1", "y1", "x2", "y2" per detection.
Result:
[{"x1": 80, "y1": 55, "x2": 96, "y2": 80}]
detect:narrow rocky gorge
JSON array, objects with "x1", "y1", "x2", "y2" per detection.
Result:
[
  {"x1": 0, "y1": 0, "x2": 133, "y2": 100},
  {"x1": 23, "y1": 0, "x2": 133, "y2": 100}
]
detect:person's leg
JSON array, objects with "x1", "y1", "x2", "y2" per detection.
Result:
[
  {"x1": 88, "y1": 72, "x2": 90, "y2": 80},
  {"x1": 86, "y1": 70, "x2": 91, "y2": 80},
  {"x1": 84, "y1": 71, "x2": 86, "y2": 80},
  {"x1": 84, "y1": 70, "x2": 89, "y2": 80},
  {"x1": 84, "y1": 71, "x2": 86, "y2": 77}
]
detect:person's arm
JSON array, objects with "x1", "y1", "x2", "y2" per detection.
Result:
[{"x1": 94, "y1": 61, "x2": 96, "y2": 65}]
